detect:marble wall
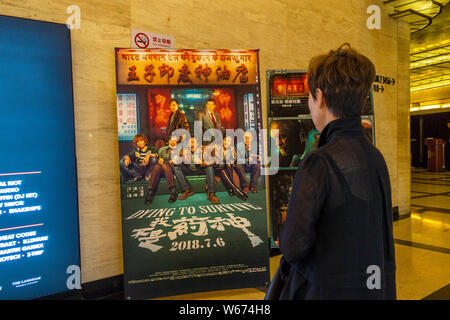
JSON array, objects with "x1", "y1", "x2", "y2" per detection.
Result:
[{"x1": 0, "y1": 0, "x2": 410, "y2": 283}]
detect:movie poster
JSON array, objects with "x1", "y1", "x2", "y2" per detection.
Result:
[
  {"x1": 267, "y1": 70, "x2": 309, "y2": 117},
  {"x1": 361, "y1": 115, "x2": 375, "y2": 145},
  {"x1": 115, "y1": 48, "x2": 270, "y2": 299},
  {"x1": 268, "y1": 117, "x2": 319, "y2": 246}
]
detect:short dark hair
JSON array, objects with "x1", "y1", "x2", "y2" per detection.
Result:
[
  {"x1": 169, "y1": 99, "x2": 179, "y2": 106},
  {"x1": 132, "y1": 134, "x2": 149, "y2": 147},
  {"x1": 206, "y1": 98, "x2": 216, "y2": 104},
  {"x1": 307, "y1": 43, "x2": 375, "y2": 118}
]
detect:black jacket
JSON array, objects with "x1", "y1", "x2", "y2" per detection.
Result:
[
  {"x1": 166, "y1": 110, "x2": 189, "y2": 141},
  {"x1": 280, "y1": 117, "x2": 396, "y2": 299}
]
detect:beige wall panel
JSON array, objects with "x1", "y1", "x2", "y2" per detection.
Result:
[
  {"x1": 71, "y1": 18, "x2": 130, "y2": 282},
  {"x1": 0, "y1": 0, "x2": 67, "y2": 23},
  {"x1": 130, "y1": 0, "x2": 195, "y2": 48}
]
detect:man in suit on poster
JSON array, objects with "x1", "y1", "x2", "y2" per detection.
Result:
[
  {"x1": 197, "y1": 99, "x2": 223, "y2": 143},
  {"x1": 165, "y1": 99, "x2": 189, "y2": 142}
]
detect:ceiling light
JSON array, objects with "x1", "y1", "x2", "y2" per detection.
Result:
[{"x1": 420, "y1": 105, "x2": 440, "y2": 110}]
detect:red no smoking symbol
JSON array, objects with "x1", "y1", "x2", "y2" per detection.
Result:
[{"x1": 134, "y1": 33, "x2": 149, "y2": 48}]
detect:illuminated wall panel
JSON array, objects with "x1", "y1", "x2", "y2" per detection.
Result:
[{"x1": 0, "y1": 15, "x2": 80, "y2": 300}]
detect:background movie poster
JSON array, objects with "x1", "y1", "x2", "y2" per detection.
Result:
[
  {"x1": 115, "y1": 48, "x2": 270, "y2": 299},
  {"x1": 268, "y1": 70, "x2": 309, "y2": 117}
]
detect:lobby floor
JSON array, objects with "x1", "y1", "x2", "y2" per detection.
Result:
[{"x1": 150, "y1": 168, "x2": 450, "y2": 300}]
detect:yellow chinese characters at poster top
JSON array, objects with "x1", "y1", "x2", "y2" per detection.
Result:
[{"x1": 115, "y1": 49, "x2": 259, "y2": 86}]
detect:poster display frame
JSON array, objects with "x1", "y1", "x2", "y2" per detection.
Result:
[
  {"x1": 115, "y1": 48, "x2": 270, "y2": 300},
  {"x1": 266, "y1": 69, "x2": 309, "y2": 249}
]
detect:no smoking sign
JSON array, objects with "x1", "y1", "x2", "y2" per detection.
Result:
[
  {"x1": 134, "y1": 33, "x2": 149, "y2": 49},
  {"x1": 131, "y1": 30, "x2": 174, "y2": 49}
]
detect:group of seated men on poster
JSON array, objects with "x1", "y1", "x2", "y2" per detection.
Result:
[{"x1": 120, "y1": 98, "x2": 261, "y2": 205}]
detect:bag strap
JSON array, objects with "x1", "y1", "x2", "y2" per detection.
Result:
[{"x1": 321, "y1": 152, "x2": 351, "y2": 198}]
